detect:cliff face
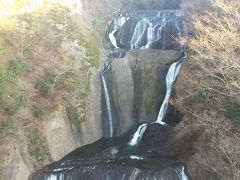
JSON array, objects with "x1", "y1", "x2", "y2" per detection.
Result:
[
  {"x1": 0, "y1": 0, "x2": 125, "y2": 179},
  {"x1": 0, "y1": 0, "x2": 197, "y2": 179},
  {"x1": 0, "y1": 1, "x2": 105, "y2": 179},
  {"x1": 109, "y1": 50, "x2": 182, "y2": 135}
]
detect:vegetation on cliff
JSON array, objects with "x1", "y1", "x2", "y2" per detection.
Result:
[
  {"x1": 0, "y1": 0, "x2": 100, "y2": 175},
  {"x1": 177, "y1": 0, "x2": 240, "y2": 179}
]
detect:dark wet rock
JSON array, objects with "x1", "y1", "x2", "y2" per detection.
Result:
[
  {"x1": 141, "y1": 124, "x2": 199, "y2": 157},
  {"x1": 106, "y1": 50, "x2": 183, "y2": 136},
  {"x1": 30, "y1": 138, "x2": 188, "y2": 180},
  {"x1": 30, "y1": 7, "x2": 191, "y2": 180},
  {"x1": 31, "y1": 162, "x2": 185, "y2": 180},
  {"x1": 126, "y1": 49, "x2": 183, "y2": 124}
]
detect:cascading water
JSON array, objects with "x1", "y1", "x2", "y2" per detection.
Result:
[
  {"x1": 109, "y1": 14, "x2": 129, "y2": 49},
  {"x1": 156, "y1": 53, "x2": 186, "y2": 125},
  {"x1": 128, "y1": 123, "x2": 148, "y2": 146},
  {"x1": 103, "y1": 9, "x2": 186, "y2": 137},
  {"x1": 108, "y1": 10, "x2": 184, "y2": 50},
  {"x1": 125, "y1": 11, "x2": 187, "y2": 145},
  {"x1": 128, "y1": 53, "x2": 187, "y2": 146},
  {"x1": 100, "y1": 64, "x2": 114, "y2": 137},
  {"x1": 177, "y1": 167, "x2": 189, "y2": 180},
  {"x1": 31, "y1": 9, "x2": 190, "y2": 180}
]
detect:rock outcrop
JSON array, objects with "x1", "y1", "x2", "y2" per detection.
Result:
[
  {"x1": 108, "y1": 50, "x2": 183, "y2": 135},
  {"x1": 0, "y1": 139, "x2": 31, "y2": 180},
  {"x1": 43, "y1": 108, "x2": 79, "y2": 161}
]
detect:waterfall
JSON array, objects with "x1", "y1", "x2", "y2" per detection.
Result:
[
  {"x1": 145, "y1": 18, "x2": 166, "y2": 49},
  {"x1": 31, "y1": 9, "x2": 190, "y2": 180},
  {"x1": 130, "y1": 18, "x2": 149, "y2": 49},
  {"x1": 101, "y1": 64, "x2": 113, "y2": 137},
  {"x1": 46, "y1": 175, "x2": 58, "y2": 180},
  {"x1": 108, "y1": 10, "x2": 184, "y2": 50},
  {"x1": 130, "y1": 155, "x2": 144, "y2": 160},
  {"x1": 109, "y1": 29, "x2": 118, "y2": 48},
  {"x1": 104, "y1": 10, "x2": 186, "y2": 137},
  {"x1": 128, "y1": 53, "x2": 186, "y2": 145},
  {"x1": 128, "y1": 123, "x2": 148, "y2": 146},
  {"x1": 156, "y1": 57, "x2": 184, "y2": 125},
  {"x1": 177, "y1": 166, "x2": 189, "y2": 180},
  {"x1": 46, "y1": 174, "x2": 65, "y2": 180},
  {"x1": 106, "y1": 9, "x2": 187, "y2": 141},
  {"x1": 108, "y1": 14, "x2": 129, "y2": 49}
]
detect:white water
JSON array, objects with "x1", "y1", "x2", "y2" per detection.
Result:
[
  {"x1": 177, "y1": 166, "x2": 189, "y2": 180},
  {"x1": 129, "y1": 53, "x2": 186, "y2": 144},
  {"x1": 126, "y1": 10, "x2": 187, "y2": 144},
  {"x1": 130, "y1": 18, "x2": 149, "y2": 49},
  {"x1": 101, "y1": 64, "x2": 113, "y2": 137},
  {"x1": 145, "y1": 18, "x2": 166, "y2": 49},
  {"x1": 35, "y1": 9, "x2": 189, "y2": 180},
  {"x1": 127, "y1": 17, "x2": 168, "y2": 49},
  {"x1": 130, "y1": 155, "x2": 144, "y2": 160},
  {"x1": 109, "y1": 10, "x2": 183, "y2": 50},
  {"x1": 109, "y1": 29, "x2": 118, "y2": 48},
  {"x1": 109, "y1": 15, "x2": 129, "y2": 49},
  {"x1": 156, "y1": 58, "x2": 183, "y2": 125},
  {"x1": 46, "y1": 174, "x2": 64, "y2": 180},
  {"x1": 128, "y1": 123, "x2": 148, "y2": 146}
]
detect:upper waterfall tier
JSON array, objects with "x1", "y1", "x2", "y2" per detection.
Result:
[{"x1": 108, "y1": 10, "x2": 186, "y2": 50}]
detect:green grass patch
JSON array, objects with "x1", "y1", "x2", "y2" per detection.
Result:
[
  {"x1": 4, "y1": 90, "x2": 28, "y2": 115},
  {"x1": 35, "y1": 108, "x2": 45, "y2": 120},
  {"x1": 83, "y1": 30, "x2": 100, "y2": 68},
  {"x1": 38, "y1": 74, "x2": 56, "y2": 94},
  {"x1": 29, "y1": 131, "x2": 49, "y2": 162},
  {"x1": 56, "y1": 70, "x2": 82, "y2": 91},
  {"x1": 225, "y1": 100, "x2": 240, "y2": 125},
  {"x1": 197, "y1": 84, "x2": 213, "y2": 106},
  {"x1": 0, "y1": 57, "x2": 29, "y2": 115},
  {"x1": 2, "y1": 119, "x2": 19, "y2": 129},
  {"x1": 10, "y1": 57, "x2": 32, "y2": 76}
]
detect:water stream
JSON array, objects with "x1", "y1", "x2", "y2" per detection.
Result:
[
  {"x1": 31, "y1": 9, "x2": 189, "y2": 180},
  {"x1": 156, "y1": 52, "x2": 187, "y2": 125},
  {"x1": 100, "y1": 64, "x2": 113, "y2": 137},
  {"x1": 102, "y1": 9, "x2": 186, "y2": 137},
  {"x1": 128, "y1": 53, "x2": 187, "y2": 146},
  {"x1": 128, "y1": 123, "x2": 148, "y2": 146},
  {"x1": 101, "y1": 9, "x2": 188, "y2": 179}
]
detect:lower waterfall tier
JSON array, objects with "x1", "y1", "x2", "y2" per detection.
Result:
[{"x1": 31, "y1": 124, "x2": 197, "y2": 180}]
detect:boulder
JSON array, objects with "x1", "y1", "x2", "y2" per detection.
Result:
[{"x1": 141, "y1": 124, "x2": 199, "y2": 157}]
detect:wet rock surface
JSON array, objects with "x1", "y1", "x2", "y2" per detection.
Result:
[
  {"x1": 30, "y1": 6, "x2": 191, "y2": 180},
  {"x1": 107, "y1": 49, "x2": 183, "y2": 136},
  {"x1": 108, "y1": 10, "x2": 186, "y2": 50},
  {"x1": 30, "y1": 132, "x2": 191, "y2": 180}
]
